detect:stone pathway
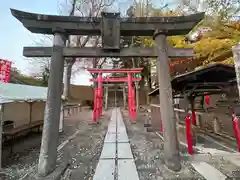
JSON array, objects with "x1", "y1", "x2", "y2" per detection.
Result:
[{"x1": 93, "y1": 108, "x2": 139, "y2": 180}]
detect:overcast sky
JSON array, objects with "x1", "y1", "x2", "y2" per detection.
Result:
[{"x1": 0, "y1": 0, "x2": 184, "y2": 85}]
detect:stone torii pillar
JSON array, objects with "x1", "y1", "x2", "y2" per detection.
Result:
[
  {"x1": 233, "y1": 43, "x2": 240, "y2": 117},
  {"x1": 233, "y1": 43, "x2": 240, "y2": 104},
  {"x1": 154, "y1": 31, "x2": 181, "y2": 171},
  {"x1": 38, "y1": 29, "x2": 66, "y2": 176}
]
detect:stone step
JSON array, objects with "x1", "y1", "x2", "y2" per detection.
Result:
[
  {"x1": 203, "y1": 156, "x2": 240, "y2": 179},
  {"x1": 191, "y1": 161, "x2": 226, "y2": 180}
]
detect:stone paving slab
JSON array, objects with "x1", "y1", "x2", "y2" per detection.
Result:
[
  {"x1": 118, "y1": 159, "x2": 139, "y2": 180},
  {"x1": 92, "y1": 159, "x2": 115, "y2": 180},
  {"x1": 108, "y1": 119, "x2": 117, "y2": 125},
  {"x1": 117, "y1": 125, "x2": 126, "y2": 130},
  {"x1": 118, "y1": 143, "x2": 134, "y2": 159},
  {"x1": 117, "y1": 132, "x2": 129, "y2": 143},
  {"x1": 108, "y1": 124, "x2": 117, "y2": 128},
  {"x1": 104, "y1": 132, "x2": 116, "y2": 143},
  {"x1": 93, "y1": 108, "x2": 139, "y2": 180},
  {"x1": 117, "y1": 120, "x2": 125, "y2": 124},
  {"x1": 107, "y1": 126, "x2": 117, "y2": 133},
  {"x1": 100, "y1": 143, "x2": 116, "y2": 159}
]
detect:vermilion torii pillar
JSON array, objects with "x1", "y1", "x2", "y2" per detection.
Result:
[{"x1": 87, "y1": 68, "x2": 142, "y2": 122}]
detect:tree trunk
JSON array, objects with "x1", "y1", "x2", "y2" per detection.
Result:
[
  {"x1": 147, "y1": 61, "x2": 152, "y2": 104},
  {"x1": 62, "y1": 0, "x2": 77, "y2": 100},
  {"x1": 63, "y1": 59, "x2": 75, "y2": 100},
  {"x1": 92, "y1": 58, "x2": 98, "y2": 88}
]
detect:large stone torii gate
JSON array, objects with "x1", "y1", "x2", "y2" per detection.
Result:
[{"x1": 11, "y1": 8, "x2": 204, "y2": 176}]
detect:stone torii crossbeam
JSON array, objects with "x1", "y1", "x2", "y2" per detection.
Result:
[{"x1": 11, "y1": 8, "x2": 204, "y2": 177}]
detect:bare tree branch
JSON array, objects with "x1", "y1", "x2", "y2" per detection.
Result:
[{"x1": 26, "y1": 0, "x2": 121, "y2": 84}]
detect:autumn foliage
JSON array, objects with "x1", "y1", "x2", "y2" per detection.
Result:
[{"x1": 137, "y1": 10, "x2": 240, "y2": 73}]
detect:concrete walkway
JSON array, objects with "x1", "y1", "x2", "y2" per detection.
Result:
[{"x1": 93, "y1": 108, "x2": 139, "y2": 180}]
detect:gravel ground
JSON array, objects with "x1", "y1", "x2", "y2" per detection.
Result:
[
  {"x1": 121, "y1": 109, "x2": 205, "y2": 180},
  {"x1": 0, "y1": 108, "x2": 110, "y2": 180},
  {"x1": 60, "y1": 110, "x2": 110, "y2": 180},
  {"x1": 2, "y1": 107, "x2": 240, "y2": 180}
]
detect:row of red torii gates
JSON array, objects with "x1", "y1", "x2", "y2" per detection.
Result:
[{"x1": 87, "y1": 68, "x2": 143, "y2": 122}]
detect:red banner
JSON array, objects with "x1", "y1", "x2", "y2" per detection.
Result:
[{"x1": 0, "y1": 59, "x2": 12, "y2": 83}]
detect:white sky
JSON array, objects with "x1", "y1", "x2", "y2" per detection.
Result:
[{"x1": 1, "y1": 0, "x2": 219, "y2": 86}]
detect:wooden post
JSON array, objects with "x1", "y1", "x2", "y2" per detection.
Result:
[
  {"x1": 190, "y1": 97, "x2": 196, "y2": 126},
  {"x1": 38, "y1": 30, "x2": 66, "y2": 177},
  {"x1": 123, "y1": 87, "x2": 126, "y2": 109},
  {"x1": 105, "y1": 87, "x2": 108, "y2": 109},
  {"x1": 135, "y1": 82, "x2": 139, "y2": 112},
  {"x1": 213, "y1": 117, "x2": 220, "y2": 133},
  {"x1": 154, "y1": 31, "x2": 181, "y2": 171},
  {"x1": 115, "y1": 88, "x2": 117, "y2": 107}
]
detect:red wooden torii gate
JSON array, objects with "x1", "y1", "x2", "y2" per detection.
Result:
[{"x1": 87, "y1": 68, "x2": 143, "y2": 122}]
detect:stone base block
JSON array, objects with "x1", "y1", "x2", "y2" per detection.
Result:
[
  {"x1": 144, "y1": 123, "x2": 151, "y2": 127},
  {"x1": 131, "y1": 121, "x2": 137, "y2": 124},
  {"x1": 146, "y1": 127, "x2": 161, "y2": 132},
  {"x1": 88, "y1": 121, "x2": 100, "y2": 125},
  {"x1": 30, "y1": 162, "x2": 69, "y2": 180},
  {"x1": 144, "y1": 118, "x2": 151, "y2": 127}
]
